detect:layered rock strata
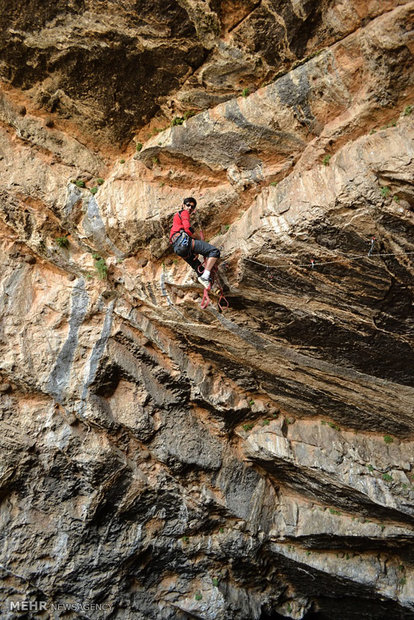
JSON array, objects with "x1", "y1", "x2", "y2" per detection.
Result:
[{"x1": 0, "y1": 1, "x2": 414, "y2": 619}]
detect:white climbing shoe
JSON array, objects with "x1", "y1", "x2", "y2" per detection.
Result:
[{"x1": 197, "y1": 275, "x2": 211, "y2": 289}]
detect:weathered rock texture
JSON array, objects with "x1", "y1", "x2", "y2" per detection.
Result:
[{"x1": 0, "y1": 1, "x2": 414, "y2": 619}]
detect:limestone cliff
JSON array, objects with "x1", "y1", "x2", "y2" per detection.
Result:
[{"x1": 0, "y1": 1, "x2": 414, "y2": 619}]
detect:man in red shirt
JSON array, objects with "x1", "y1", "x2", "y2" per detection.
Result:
[{"x1": 169, "y1": 197, "x2": 220, "y2": 288}]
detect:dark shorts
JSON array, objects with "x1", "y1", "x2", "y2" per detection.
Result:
[{"x1": 172, "y1": 236, "x2": 220, "y2": 272}]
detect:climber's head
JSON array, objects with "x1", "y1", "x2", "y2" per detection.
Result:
[{"x1": 183, "y1": 197, "x2": 197, "y2": 212}]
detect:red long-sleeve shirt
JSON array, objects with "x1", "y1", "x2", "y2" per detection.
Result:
[{"x1": 169, "y1": 209, "x2": 193, "y2": 241}]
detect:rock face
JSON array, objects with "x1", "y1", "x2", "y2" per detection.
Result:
[{"x1": 0, "y1": 1, "x2": 414, "y2": 619}]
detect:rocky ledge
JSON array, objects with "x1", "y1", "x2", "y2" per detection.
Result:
[{"x1": 0, "y1": 1, "x2": 414, "y2": 619}]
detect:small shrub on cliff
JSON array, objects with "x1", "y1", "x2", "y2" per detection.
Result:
[
  {"x1": 243, "y1": 423, "x2": 254, "y2": 432},
  {"x1": 75, "y1": 180, "x2": 85, "y2": 188},
  {"x1": 380, "y1": 186, "x2": 391, "y2": 198},
  {"x1": 383, "y1": 434, "x2": 393, "y2": 444},
  {"x1": 404, "y1": 105, "x2": 412, "y2": 116},
  {"x1": 55, "y1": 236, "x2": 69, "y2": 249},
  {"x1": 92, "y1": 253, "x2": 108, "y2": 280},
  {"x1": 194, "y1": 592, "x2": 202, "y2": 601},
  {"x1": 183, "y1": 110, "x2": 197, "y2": 120},
  {"x1": 241, "y1": 88, "x2": 250, "y2": 97},
  {"x1": 136, "y1": 142, "x2": 143, "y2": 152},
  {"x1": 382, "y1": 473, "x2": 393, "y2": 482},
  {"x1": 322, "y1": 154, "x2": 331, "y2": 166},
  {"x1": 171, "y1": 116, "x2": 184, "y2": 126},
  {"x1": 329, "y1": 508, "x2": 341, "y2": 516},
  {"x1": 90, "y1": 186, "x2": 98, "y2": 195},
  {"x1": 152, "y1": 156, "x2": 160, "y2": 165},
  {"x1": 120, "y1": 159, "x2": 125, "y2": 164},
  {"x1": 97, "y1": 178, "x2": 105, "y2": 185},
  {"x1": 212, "y1": 578, "x2": 219, "y2": 587}
]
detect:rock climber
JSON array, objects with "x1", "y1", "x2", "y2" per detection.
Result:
[{"x1": 169, "y1": 197, "x2": 220, "y2": 288}]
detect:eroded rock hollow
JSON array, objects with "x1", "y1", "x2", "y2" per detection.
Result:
[{"x1": 1, "y1": 1, "x2": 414, "y2": 618}]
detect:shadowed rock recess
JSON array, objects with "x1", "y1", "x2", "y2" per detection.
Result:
[{"x1": 1, "y1": 0, "x2": 414, "y2": 618}]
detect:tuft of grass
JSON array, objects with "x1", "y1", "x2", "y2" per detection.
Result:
[
  {"x1": 329, "y1": 508, "x2": 341, "y2": 516},
  {"x1": 367, "y1": 464, "x2": 374, "y2": 472},
  {"x1": 97, "y1": 178, "x2": 104, "y2": 185},
  {"x1": 195, "y1": 592, "x2": 202, "y2": 601},
  {"x1": 152, "y1": 156, "x2": 160, "y2": 165},
  {"x1": 136, "y1": 142, "x2": 143, "y2": 152},
  {"x1": 383, "y1": 435, "x2": 393, "y2": 444},
  {"x1": 370, "y1": 129, "x2": 376, "y2": 135},
  {"x1": 382, "y1": 473, "x2": 393, "y2": 482},
  {"x1": 219, "y1": 527, "x2": 224, "y2": 534},
  {"x1": 55, "y1": 236, "x2": 69, "y2": 249},
  {"x1": 120, "y1": 159, "x2": 125, "y2": 164},
  {"x1": 270, "y1": 181, "x2": 278, "y2": 186},
  {"x1": 248, "y1": 399, "x2": 255, "y2": 406},
  {"x1": 380, "y1": 186, "x2": 391, "y2": 198},
  {"x1": 262, "y1": 419, "x2": 270, "y2": 426},
  {"x1": 183, "y1": 110, "x2": 197, "y2": 120},
  {"x1": 241, "y1": 88, "x2": 250, "y2": 97},
  {"x1": 399, "y1": 577, "x2": 407, "y2": 586},
  {"x1": 328, "y1": 421, "x2": 340, "y2": 431},
  {"x1": 322, "y1": 154, "x2": 331, "y2": 166},
  {"x1": 243, "y1": 423, "x2": 254, "y2": 432},
  {"x1": 393, "y1": 195, "x2": 400, "y2": 203},
  {"x1": 212, "y1": 577, "x2": 219, "y2": 587},
  {"x1": 182, "y1": 536, "x2": 189, "y2": 543},
  {"x1": 171, "y1": 116, "x2": 184, "y2": 126},
  {"x1": 90, "y1": 186, "x2": 98, "y2": 195},
  {"x1": 403, "y1": 105, "x2": 412, "y2": 116},
  {"x1": 75, "y1": 180, "x2": 85, "y2": 188},
  {"x1": 92, "y1": 253, "x2": 108, "y2": 280}
]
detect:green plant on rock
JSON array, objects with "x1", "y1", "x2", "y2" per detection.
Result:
[
  {"x1": 183, "y1": 110, "x2": 197, "y2": 120},
  {"x1": 329, "y1": 508, "x2": 341, "y2": 516},
  {"x1": 367, "y1": 464, "x2": 374, "y2": 472},
  {"x1": 241, "y1": 88, "x2": 250, "y2": 97},
  {"x1": 328, "y1": 421, "x2": 340, "y2": 431},
  {"x1": 380, "y1": 186, "x2": 391, "y2": 198},
  {"x1": 182, "y1": 536, "x2": 189, "y2": 543},
  {"x1": 243, "y1": 423, "x2": 254, "y2": 432},
  {"x1": 393, "y1": 195, "x2": 400, "y2": 203},
  {"x1": 171, "y1": 116, "x2": 184, "y2": 126},
  {"x1": 120, "y1": 159, "x2": 125, "y2": 164},
  {"x1": 270, "y1": 181, "x2": 278, "y2": 186},
  {"x1": 212, "y1": 577, "x2": 219, "y2": 587},
  {"x1": 75, "y1": 180, "x2": 85, "y2": 188},
  {"x1": 403, "y1": 105, "x2": 412, "y2": 116},
  {"x1": 262, "y1": 419, "x2": 270, "y2": 426},
  {"x1": 382, "y1": 473, "x2": 393, "y2": 482},
  {"x1": 194, "y1": 592, "x2": 202, "y2": 601},
  {"x1": 152, "y1": 156, "x2": 160, "y2": 165},
  {"x1": 97, "y1": 178, "x2": 105, "y2": 185},
  {"x1": 55, "y1": 236, "x2": 69, "y2": 249},
  {"x1": 322, "y1": 154, "x2": 331, "y2": 166},
  {"x1": 136, "y1": 142, "x2": 143, "y2": 152},
  {"x1": 90, "y1": 186, "x2": 98, "y2": 195},
  {"x1": 383, "y1": 434, "x2": 393, "y2": 444},
  {"x1": 219, "y1": 527, "x2": 224, "y2": 534},
  {"x1": 92, "y1": 253, "x2": 108, "y2": 280}
]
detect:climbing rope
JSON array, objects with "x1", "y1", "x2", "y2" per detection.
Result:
[
  {"x1": 244, "y1": 247, "x2": 414, "y2": 270},
  {"x1": 198, "y1": 230, "x2": 229, "y2": 311}
]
